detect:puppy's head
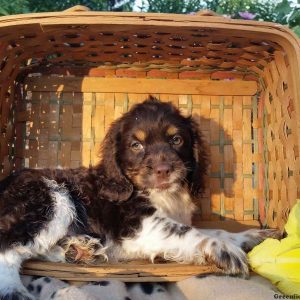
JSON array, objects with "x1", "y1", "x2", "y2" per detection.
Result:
[{"x1": 100, "y1": 97, "x2": 208, "y2": 201}]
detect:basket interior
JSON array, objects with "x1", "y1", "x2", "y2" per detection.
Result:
[{"x1": 0, "y1": 12, "x2": 299, "y2": 233}]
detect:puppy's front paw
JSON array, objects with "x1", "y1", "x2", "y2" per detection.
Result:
[
  {"x1": 199, "y1": 238, "x2": 249, "y2": 277},
  {"x1": 237, "y1": 228, "x2": 282, "y2": 252},
  {"x1": 58, "y1": 235, "x2": 107, "y2": 264}
]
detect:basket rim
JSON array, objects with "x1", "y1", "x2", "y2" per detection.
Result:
[
  {"x1": 0, "y1": 11, "x2": 298, "y2": 60},
  {"x1": 0, "y1": 10, "x2": 298, "y2": 69},
  {"x1": 0, "y1": 10, "x2": 298, "y2": 40}
]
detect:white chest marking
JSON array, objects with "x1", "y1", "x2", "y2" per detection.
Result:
[{"x1": 148, "y1": 186, "x2": 196, "y2": 225}]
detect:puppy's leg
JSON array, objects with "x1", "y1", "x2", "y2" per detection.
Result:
[
  {"x1": 0, "y1": 178, "x2": 76, "y2": 299},
  {"x1": 199, "y1": 228, "x2": 281, "y2": 252},
  {"x1": 121, "y1": 212, "x2": 249, "y2": 276}
]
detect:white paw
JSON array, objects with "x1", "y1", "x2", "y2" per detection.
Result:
[{"x1": 198, "y1": 238, "x2": 249, "y2": 277}]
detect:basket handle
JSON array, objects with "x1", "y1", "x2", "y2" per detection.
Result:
[
  {"x1": 63, "y1": 5, "x2": 91, "y2": 12},
  {"x1": 195, "y1": 10, "x2": 222, "y2": 17},
  {"x1": 63, "y1": 6, "x2": 223, "y2": 17},
  {"x1": 63, "y1": 6, "x2": 222, "y2": 17}
]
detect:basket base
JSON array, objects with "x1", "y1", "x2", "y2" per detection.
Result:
[{"x1": 22, "y1": 260, "x2": 220, "y2": 282}]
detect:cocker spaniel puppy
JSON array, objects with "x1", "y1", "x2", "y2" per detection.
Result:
[{"x1": 0, "y1": 97, "x2": 279, "y2": 300}]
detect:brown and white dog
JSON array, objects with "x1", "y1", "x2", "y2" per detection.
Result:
[{"x1": 0, "y1": 97, "x2": 279, "y2": 299}]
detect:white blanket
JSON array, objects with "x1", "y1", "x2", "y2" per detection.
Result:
[{"x1": 21, "y1": 274, "x2": 280, "y2": 300}]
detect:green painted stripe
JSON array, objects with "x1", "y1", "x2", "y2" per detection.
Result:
[
  {"x1": 187, "y1": 95, "x2": 193, "y2": 115},
  {"x1": 219, "y1": 131, "x2": 225, "y2": 154},
  {"x1": 219, "y1": 96, "x2": 225, "y2": 154},
  {"x1": 210, "y1": 140, "x2": 233, "y2": 146},
  {"x1": 210, "y1": 172, "x2": 234, "y2": 178},
  {"x1": 242, "y1": 140, "x2": 254, "y2": 144},
  {"x1": 191, "y1": 104, "x2": 201, "y2": 109},
  {"x1": 243, "y1": 174, "x2": 253, "y2": 178},
  {"x1": 211, "y1": 104, "x2": 233, "y2": 109},
  {"x1": 224, "y1": 173, "x2": 234, "y2": 178},
  {"x1": 220, "y1": 163, "x2": 224, "y2": 189},
  {"x1": 27, "y1": 136, "x2": 104, "y2": 143},
  {"x1": 30, "y1": 100, "x2": 71, "y2": 105}
]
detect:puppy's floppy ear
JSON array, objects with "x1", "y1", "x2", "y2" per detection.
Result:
[
  {"x1": 188, "y1": 117, "x2": 209, "y2": 197},
  {"x1": 99, "y1": 119, "x2": 133, "y2": 202}
]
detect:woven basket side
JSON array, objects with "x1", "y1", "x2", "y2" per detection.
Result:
[{"x1": 260, "y1": 51, "x2": 300, "y2": 230}]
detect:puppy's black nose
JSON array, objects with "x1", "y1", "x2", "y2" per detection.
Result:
[{"x1": 155, "y1": 163, "x2": 171, "y2": 179}]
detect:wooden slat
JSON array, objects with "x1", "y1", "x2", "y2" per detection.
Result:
[
  {"x1": 22, "y1": 260, "x2": 220, "y2": 282},
  {"x1": 24, "y1": 77, "x2": 257, "y2": 96}
]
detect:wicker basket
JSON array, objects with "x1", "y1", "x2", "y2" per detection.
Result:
[{"x1": 0, "y1": 6, "x2": 300, "y2": 282}]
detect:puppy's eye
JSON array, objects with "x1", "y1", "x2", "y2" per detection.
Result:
[
  {"x1": 130, "y1": 141, "x2": 143, "y2": 151},
  {"x1": 170, "y1": 135, "x2": 183, "y2": 145}
]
